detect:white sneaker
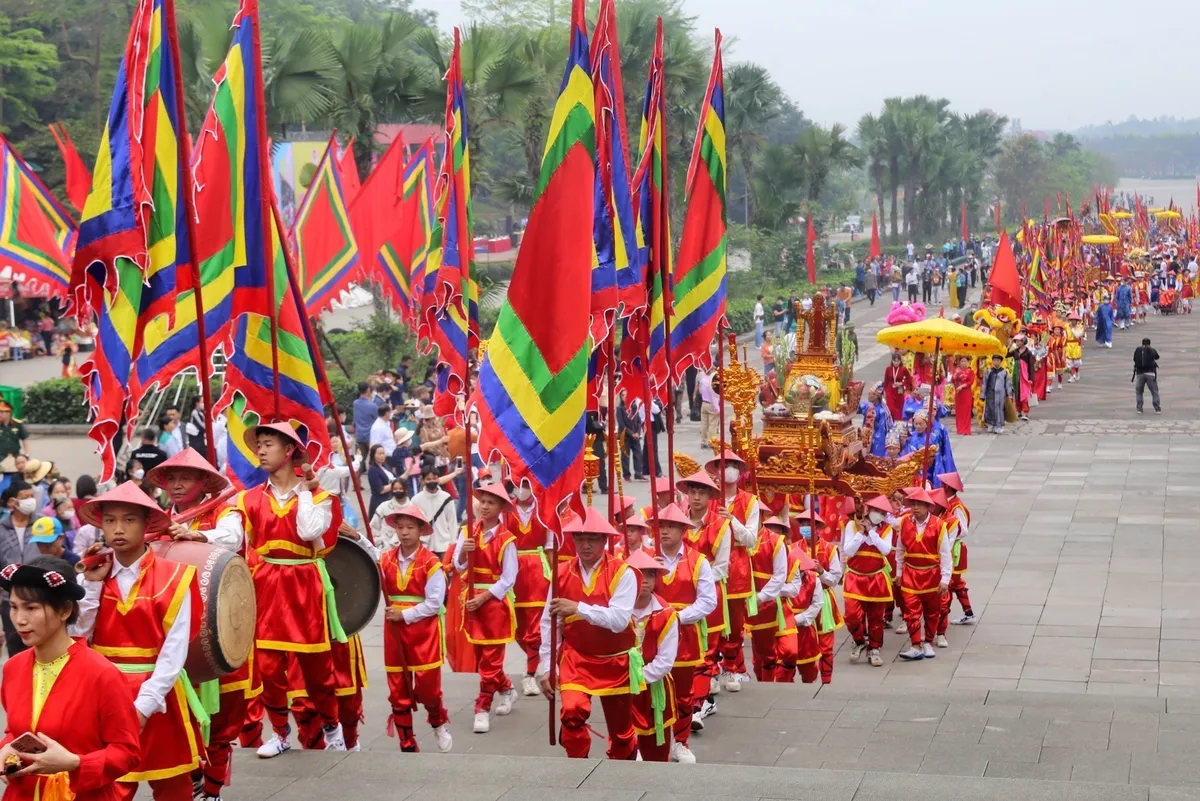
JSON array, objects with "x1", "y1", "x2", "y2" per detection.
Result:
[
  {"x1": 521, "y1": 675, "x2": 540, "y2": 697},
  {"x1": 699, "y1": 698, "x2": 717, "y2": 719},
  {"x1": 899, "y1": 646, "x2": 925, "y2": 661},
  {"x1": 922, "y1": 642, "x2": 936, "y2": 659},
  {"x1": 736, "y1": 673, "x2": 751, "y2": 684},
  {"x1": 935, "y1": 634, "x2": 949, "y2": 648},
  {"x1": 349, "y1": 743, "x2": 361, "y2": 752},
  {"x1": 323, "y1": 724, "x2": 346, "y2": 751},
  {"x1": 256, "y1": 733, "x2": 291, "y2": 759},
  {"x1": 952, "y1": 614, "x2": 976, "y2": 625},
  {"x1": 895, "y1": 621, "x2": 909, "y2": 635},
  {"x1": 434, "y1": 724, "x2": 453, "y2": 752},
  {"x1": 709, "y1": 675, "x2": 722, "y2": 696},
  {"x1": 723, "y1": 672, "x2": 742, "y2": 692},
  {"x1": 690, "y1": 712, "x2": 705, "y2": 732},
  {"x1": 849, "y1": 642, "x2": 867, "y2": 663},
  {"x1": 494, "y1": 688, "x2": 517, "y2": 716},
  {"x1": 868, "y1": 649, "x2": 883, "y2": 667},
  {"x1": 473, "y1": 712, "x2": 490, "y2": 733},
  {"x1": 636, "y1": 750, "x2": 643, "y2": 761},
  {"x1": 670, "y1": 741, "x2": 697, "y2": 763}
]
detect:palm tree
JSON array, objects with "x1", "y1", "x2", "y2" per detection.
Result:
[
  {"x1": 792, "y1": 123, "x2": 864, "y2": 202},
  {"x1": 857, "y1": 112, "x2": 888, "y2": 241},
  {"x1": 750, "y1": 143, "x2": 801, "y2": 230},
  {"x1": 723, "y1": 63, "x2": 783, "y2": 224},
  {"x1": 880, "y1": 97, "x2": 905, "y2": 242}
]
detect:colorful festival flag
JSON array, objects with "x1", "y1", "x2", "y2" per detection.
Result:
[
  {"x1": 377, "y1": 140, "x2": 436, "y2": 324},
  {"x1": 289, "y1": 133, "x2": 361, "y2": 317},
  {"x1": 336, "y1": 138, "x2": 361, "y2": 203},
  {"x1": 473, "y1": 0, "x2": 595, "y2": 521},
  {"x1": 70, "y1": 0, "x2": 195, "y2": 480},
  {"x1": 0, "y1": 136, "x2": 77, "y2": 299},
  {"x1": 670, "y1": 31, "x2": 726, "y2": 379},
  {"x1": 223, "y1": 390, "x2": 266, "y2": 490},
  {"x1": 47, "y1": 123, "x2": 92, "y2": 214}
]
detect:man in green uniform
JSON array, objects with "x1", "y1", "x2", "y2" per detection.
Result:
[{"x1": 0, "y1": 401, "x2": 27, "y2": 463}]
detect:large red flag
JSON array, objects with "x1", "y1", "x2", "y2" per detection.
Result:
[
  {"x1": 337, "y1": 138, "x2": 361, "y2": 203},
  {"x1": 868, "y1": 210, "x2": 881, "y2": 260},
  {"x1": 960, "y1": 199, "x2": 968, "y2": 242},
  {"x1": 989, "y1": 229, "x2": 1022, "y2": 315},
  {"x1": 805, "y1": 213, "x2": 816, "y2": 284},
  {"x1": 47, "y1": 123, "x2": 91, "y2": 213},
  {"x1": 348, "y1": 133, "x2": 405, "y2": 272}
]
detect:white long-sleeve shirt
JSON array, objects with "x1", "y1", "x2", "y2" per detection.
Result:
[
  {"x1": 818, "y1": 547, "x2": 844, "y2": 589},
  {"x1": 722, "y1": 492, "x2": 760, "y2": 548},
  {"x1": 72, "y1": 551, "x2": 191, "y2": 720},
  {"x1": 452, "y1": 523, "x2": 517, "y2": 600},
  {"x1": 780, "y1": 568, "x2": 824, "y2": 627},
  {"x1": 949, "y1": 504, "x2": 969, "y2": 542},
  {"x1": 842, "y1": 519, "x2": 893, "y2": 559},
  {"x1": 659, "y1": 546, "x2": 717, "y2": 624},
  {"x1": 537, "y1": 560, "x2": 637, "y2": 676},
  {"x1": 632, "y1": 596, "x2": 678, "y2": 685},
  {"x1": 390, "y1": 547, "x2": 446, "y2": 625},
  {"x1": 177, "y1": 505, "x2": 244, "y2": 552},
  {"x1": 895, "y1": 515, "x2": 953, "y2": 586},
  {"x1": 755, "y1": 537, "x2": 787, "y2": 605},
  {"x1": 267, "y1": 481, "x2": 333, "y2": 542},
  {"x1": 689, "y1": 515, "x2": 732, "y2": 581}
]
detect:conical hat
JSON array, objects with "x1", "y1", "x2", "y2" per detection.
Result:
[
  {"x1": 146, "y1": 448, "x2": 228, "y2": 495},
  {"x1": 78, "y1": 482, "x2": 172, "y2": 533}
]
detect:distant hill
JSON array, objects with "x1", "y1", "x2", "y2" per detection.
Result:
[{"x1": 1075, "y1": 117, "x2": 1200, "y2": 140}]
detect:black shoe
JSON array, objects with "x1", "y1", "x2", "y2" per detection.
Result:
[
  {"x1": 1137, "y1": 408, "x2": 1143, "y2": 414},
  {"x1": 1155, "y1": 408, "x2": 1161, "y2": 414}
]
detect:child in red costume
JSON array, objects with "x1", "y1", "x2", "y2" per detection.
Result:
[
  {"x1": 452, "y1": 482, "x2": 518, "y2": 734},
  {"x1": 803, "y1": 512, "x2": 845, "y2": 684},
  {"x1": 627, "y1": 549, "x2": 679, "y2": 762},
  {"x1": 237, "y1": 423, "x2": 345, "y2": 758},
  {"x1": 779, "y1": 523, "x2": 823, "y2": 683},
  {"x1": 505, "y1": 485, "x2": 552, "y2": 697},
  {"x1": 677, "y1": 471, "x2": 728, "y2": 723},
  {"x1": 537, "y1": 508, "x2": 638, "y2": 760},
  {"x1": 651, "y1": 503, "x2": 716, "y2": 763},
  {"x1": 742, "y1": 516, "x2": 788, "y2": 681},
  {"x1": 895, "y1": 490, "x2": 952, "y2": 662},
  {"x1": 74, "y1": 483, "x2": 205, "y2": 801},
  {"x1": 936, "y1": 472, "x2": 975, "y2": 629},
  {"x1": 841, "y1": 495, "x2": 895, "y2": 669},
  {"x1": 380, "y1": 505, "x2": 452, "y2": 753}
]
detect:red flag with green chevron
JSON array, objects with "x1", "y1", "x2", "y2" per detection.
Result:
[
  {"x1": 472, "y1": 0, "x2": 594, "y2": 521},
  {"x1": 670, "y1": 31, "x2": 726, "y2": 380}
]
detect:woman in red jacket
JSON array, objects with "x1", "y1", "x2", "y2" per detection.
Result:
[{"x1": 0, "y1": 556, "x2": 141, "y2": 800}]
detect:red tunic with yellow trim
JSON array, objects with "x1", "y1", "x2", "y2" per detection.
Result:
[
  {"x1": 897, "y1": 513, "x2": 946, "y2": 595},
  {"x1": 556, "y1": 555, "x2": 638, "y2": 695},
  {"x1": 654, "y1": 547, "x2": 707, "y2": 668},
  {"x1": 239, "y1": 485, "x2": 340, "y2": 652},
  {"x1": 721, "y1": 490, "x2": 760, "y2": 601},
  {"x1": 381, "y1": 545, "x2": 444, "y2": 672},
  {"x1": 782, "y1": 547, "x2": 821, "y2": 665},
  {"x1": 505, "y1": 505, "x2": 551, "y2": 609},
  {"x1": 685, "y1": 512, "x2": 728, "y2": 635},
  {"x1": 813, "y1": 538, "x2": 845, "y2": 632},
  {"x1": 91, "y1": 549, "x2": 205, "y2": 782},
  {"x1": 942, "y1": 496, "x2": 970, "y2": 574},
  {"x1": 745, "y1": 530, "x2": 785, "y2": 632},
  {"x1": 631, "y1": 597, "x2": 678, "y2": 737},
  {"x1": 842, "y1": 522, "x2": 894, "y2": 603},
  {"x1": 459, "y1": 522, "x2": 517, "y2": 646}
]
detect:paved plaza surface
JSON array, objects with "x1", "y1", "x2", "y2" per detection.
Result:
[{"x1": 7, "y1": 295, "x2": 1200, "y2": 798}]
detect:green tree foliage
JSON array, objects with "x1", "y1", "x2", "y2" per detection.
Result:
[
  {"x1": 994, "y1": 134, "x2": 1117, "y2": 222},
  {"x1": 0, "y1": 13, "x2": 58, "y2": 133}
]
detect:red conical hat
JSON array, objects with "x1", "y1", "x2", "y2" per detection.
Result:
[
  {"x1": 929, "y1": 488, "x2": 949, "y2": 509},
  {"x1": 624, "y1": 513, "x2": 649, "y2": 530},
  {"x1": 145, "y1": 448, "x2": 228, "y2": 495},
  {"x1": 652, "y1": 477, "x2": 674, "y2": 495},
  {"x1": 617, "y1": 495, "x2": 636, "y2": 512},
  {"x1": 384, "y1": 503, "x2": 432, "y2": 532},
  {"x1": 563, "y1": 506, "x2": 618, "y2": 538},
  {"x1": 907, "y1": 489, "x2": 936, "y2": 506},
  {"x1": 676, "y1": 471, "x2": 718, "y2": 494},
  {"x1": 655, "y1": 503, "x2": 692, "y2": 527},
  {"x1": 864, "y1": 495, "x2": 893, "y2": 514},
  {"x1": 704, "y1": 449, "x2": 746, "y2": 473},
  {"x1": 792, "y1": 550, "x2": 818, "y2": 572},
  {"x1": 476, "y1": 483, "x2": 512, "y2": 507},
  {"x1": 937, "y1": 472, "x2": 964, "y2": 492},
  {"x1": 78, "y1": 481, "x2": 172, "y2": 533},
  {"x1": 626, "y1": 549, "x2": 668, "y2": 572},
  {"x1": 762, "y1": 516, "x2": 789, "y2": 531},
  {"x1": 243, "y1": 421, "x2": 309, "y2": 462}
]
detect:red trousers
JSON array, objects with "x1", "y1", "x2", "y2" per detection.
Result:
[
  {"x1": 202, "y1": 692, "x2": 252, "y2": 796},
  {"x1": 515, "y1": 607, "x2": 543, "y2": 676},
  {"x1": 339, "y1": 690, "x2": 363, "y2": 749},
  {"x1": 115, "y1": 775, "x2": 192, "y2": 801},
  {"x1": 719, "y1": 600, "x2": 748, "y2": 674},
  {"x1": 239, "y1": 696, "x2": 264, "y2": 747},
  {"x1": 692, "y1": 631, "x2": 721, "y2": 703},
  {"x1": 670, "y1": 665, "x2": 694, "y2": 744},
  {"x1": 559, "y1": 689, "x2": 635, "y2": 759},
  {"x1": 387, "y1": 670, "x2": 449, "y2": 752},
  {"x1": 901, "y1": 590, "x2": 943, "y2": 646},
  {"x1": 844, "y1": 599, "x2": 886, "y2": 649},
  {"x1": 749, "y1": 627, "x2": 782, "y2": 681},
  {"x1": 818, "y1": 630, "x2": 835, "y2": 684},
  {"x1": 637, "y1": 732, "x2": 671, "y2": 762},
  {"x1": 258, "y1": 648, "x2": 338, "y2": 735},
  {"x1": 292, "y1": 696, "x2": 324, "y2": 749},
  {"x1": 474, "y1": 643, "x2": 513, "y2": 713},
  {"x1": 775, "y1": 631, "x2": 816, "y2": 683}
]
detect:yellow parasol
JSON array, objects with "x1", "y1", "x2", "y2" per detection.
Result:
[
  {"x1": 1148, "y1": 207, "x2": 1166, "y2": 214},
  {"x1": 1081, "y1": 234, "x2": 1120, "y2": 245},
  {"x1": 1153, "y1": 210, "x2": 1181, "y2": 219},
  {"x1": 876, "y1": 317, "x2": 1005, "y2": 358},
  {"x1": 1111, "y1": 211, "x2": 1133, "y2": 219}
]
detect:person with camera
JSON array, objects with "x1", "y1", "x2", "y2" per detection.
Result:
[{"x1": 1133, "y1": 337, "x2": 1162, "y2": 414}]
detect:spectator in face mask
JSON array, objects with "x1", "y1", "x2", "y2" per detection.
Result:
[
  {"x1": 0, "y1": 479, "x2": 48, "y2": 655},
  {"x1": 411, "y1": 469, "x2": 458, "y2": 557}
]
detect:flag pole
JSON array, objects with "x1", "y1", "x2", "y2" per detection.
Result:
[
  {"x1": 269, "y1": 201, "x2": 372, "y2": 540},
  {"x1": 658, "y1": 68, "x2": 676, "y2": 491},
  {"x1": 548, "y1": 501, "x2": 558, "y2": 746},
  {"x1": 643, "y1": 348, "x2": 662, "y2": 554},
  {"x1": 717, "y1": 325, "x2": 727, "y2": 497},
  {"x1": 163, "y1": 0, "x2": 217, "y2": 464}
]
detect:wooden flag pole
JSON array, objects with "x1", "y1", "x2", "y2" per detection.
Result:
[
  {"x1": 314, "y1": 320, "x2": 354, "y2": 380},
  {"x1": 463, "y1": 402, "x2": 476, "y2": 608},
  {"x1": 643, "y1": 352, "x2": 662, "y2": 554},
  {"x1": 605, "y1": 334, "x2": 619, "y2": 552},
  {"x1": 717, "y1": 324, "x2": 727, "y2": 498},
  {"x1": 163, "y1": 0, "x2": 216, "y2": 464},
  {"x1": 548, "y1": 508, "x2": 558, "y2": 746}
]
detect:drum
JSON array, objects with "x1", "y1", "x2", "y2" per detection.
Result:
[
  {"x1": 324, "y1": 536, "x2": 381, "y2": 636},
  {"x1": 151, "y1": 540, "x2": 255, "y2": 683}
]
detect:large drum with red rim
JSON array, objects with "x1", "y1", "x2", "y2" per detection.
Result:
[{"x1": 151, "y1": 540, "x2": 256, "y2": 682}]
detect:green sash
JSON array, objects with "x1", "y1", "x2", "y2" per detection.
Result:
[
  {"x1": 649, "y1": 678, "x2": 667, "y2": 745},
  {"x1": 113, "y1": 664, "x2": 213, "y2": 744},
  {"x1": 389, "y1": 593, "x2": 448, "y2": 656}
]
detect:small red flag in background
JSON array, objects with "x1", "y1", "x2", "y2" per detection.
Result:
[
  {"x1": 868, "y1": 210, "x2": 881, "y2": 260},
  {"x1": 805, "y1": 213, "x2": 816, "y2": 285},
  {"x1": 47, "y1": 123, "x2": 91, "y2": 213},
  {"x1": 989, "y1": 229, "x2": 1022, "y2": 316},
  {"x1": 960, "y1": 199, "x2": 968, "y2": 243}
]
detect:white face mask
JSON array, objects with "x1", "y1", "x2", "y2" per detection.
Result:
[
  {"x1": 868, "y1": 510, "x2": 886, "y2": 525},
  {"x1": 131, "y1": 469, "x2": 145, "y2": 480},
  {"x1": 16, "y1": 498, "x2": 37, "y2": 515},
  {"x1": 723, "y1": 467, "x2": 740, "y2": 484},
  {"x1": 513, "y1": 486, "x2": 532, "y2": 502}
]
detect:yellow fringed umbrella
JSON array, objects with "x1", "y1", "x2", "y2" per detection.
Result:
[
  {"x1": 876, "y1": 317, "x2": 1005, "y2": 358},
  {"x1": 1111, "y1": 211, "x2": 1133, "y2": 219},
  {"x1": 1081, "y1": 234, "x2": 1120, "y2": 245},
  {"x1": 1153, "y1": 210, "x2": 1181, "y2": 219}
]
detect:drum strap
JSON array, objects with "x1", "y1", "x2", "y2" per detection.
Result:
[{"x1": 261, "y1": 557, "x2": 349, "y2": 644}]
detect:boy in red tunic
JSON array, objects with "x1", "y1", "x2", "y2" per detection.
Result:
[
  {"x1": 896, "y1": 489, "x2": 952, "y2": 661},
  {"x1": 842, "y1": 495, "x2": 895, "y2": 668},
  {"x1": 803, "y1": 512, "x2": 845, "y2": 684},
  {"x1": 704, "y1": 450, "x2": 761, "y2": 692},
  {"x1": 452, "y1": 482, "x2": 518, "y2": 734},
  {"x1": 653, "y1": 503, "x2": 716, "y2": 763},
  {"x1": 537, "y1": 508, "x2": 637, "y2": 760},
  {"x1": 742, "y1": 515, "x2": 788, "y2": 681},
  {"x1": 627, "y1": 549, "x2": 678, "y2": 763},
  {"x1": 380, "y1": 505, "x2": 452, "y2": 753},
  {"x1": 779, "y1": 523, "x2": 823, "y2": 683},
  {"x1": 677, "y1": 471, "x2": 728, "y2": 723},
  {"x1": 237, "y1": 422, "x2": 344, "y2": 758},
  {"x1": 146, "y1": 449, "x2": 255, "y2": 801},
  {"x1": 505, "y1": 483, "x2": 552, "y2": 697},
  {"x1": 74, "y1": 483, "x2": 204, "y2": 801},
  {"x1": 937, "y1": 472, "x2": 975, "y2": 628}
]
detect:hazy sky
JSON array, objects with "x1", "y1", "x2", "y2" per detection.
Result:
[{"x1": 414, "y1": 0, "x2": 1200, "y2": 132}]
